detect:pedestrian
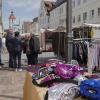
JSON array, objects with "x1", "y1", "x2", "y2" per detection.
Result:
[
  {"x1": 2, "y1": 36, "x2": 7, "y2": 53},
  {"x1": 29, "y1": 33, "x2": 40, "y2": 65},
  {"x1": 5, "y1": 29, "x2": 14, "y2": 68},
  {"x1": 12, "y1": 31, "x2": 22, "y2": 71},
  {"x1": 0, "y1": 36, "x2": 4, "y2": 67},
  {"x1": 23, "y1": 34, "x2": 31, "y2": 66}
]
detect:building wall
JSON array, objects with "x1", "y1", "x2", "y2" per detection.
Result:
[
  {"x1": 0, "y1": 0, "x2": 2, "y2": 36},
  {"x1": 49, "y1": 2, "x2": 66, "y2": 29},
  {"x1": 38, "y1": 0, "x2": 49, "y2": 31},
  {"x1": 39, "y1": 0, "x2": 100, "y2": 31},
  {"x1": 22, "y1": 22, "x2": 31, "y2": 33},
  {"x1": 72, "y1": 0, "x2": 100, "y2": 27},
  {"x1": 29, "y1": 22, "x2": 39, "y2": 35},
  {"x1": 38, "y1": 0, "x2": 66, "y2": 31}
]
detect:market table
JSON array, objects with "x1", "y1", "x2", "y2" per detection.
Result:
[
  {"x1": 23, "y1": 72, "x2": 48, "y2": 100},
  {"x1": 23, "y1": 72, "x2": 86, "y2": 100}
]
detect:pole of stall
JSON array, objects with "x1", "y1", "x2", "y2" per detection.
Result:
[{"x1": 65, "y1": 0, "x2": 73, "y2": 62}]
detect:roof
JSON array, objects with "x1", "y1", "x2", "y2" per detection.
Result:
[{"x1": 33, "y1": 17, "x2": 38, "y2": 22}]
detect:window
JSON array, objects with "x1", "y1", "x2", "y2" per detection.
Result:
[
  {"x1": 61, "y1": 7, "x2": 63, "y2": 14},
  {"x1": 98, "y1": 8, "x2": 100, "y2": 16},
  {"x1": 77, "y1": 0, "x2": 81, "y2": 5},
  {"x1": 59, "y1": 8, "x2": 62, "y2": 15},
  {"x1": 77, "y1": 15, "x2": 81, "y2": 22},
  {"x1": 72, "y1": 0, "x2": 75, "y2": 8},
  {"x1": 90, "y1": 10, "x2": 94, "y2": 18},
  {"x1": 73, "y1": 16, "x2": 75, "y2": 23},
  {"x1": 83, "y1": 0, "x2": 87, "y2": 3},
  {"x1": 83, "y1": 12, "x2": 87, "y2": 20},
  {"x1": 48, "y1": 17, "x2": 50, "y2": 23}
]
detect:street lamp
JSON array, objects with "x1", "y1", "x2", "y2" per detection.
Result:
[{"x1": 9, "y1": 11, "x2": 16, "y2": 29}]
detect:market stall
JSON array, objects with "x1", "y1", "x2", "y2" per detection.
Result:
[
  {"x1": 40, "y1": 29, "x2": 54, "y2": 52},
  {"x1": 23, "y1": 58, "x2": 99, "y2": 100},
  {"x1": 23, "y1": 24, "x2": 100, "y2": 100},
  {"x1": 72, "y1": 23, "x2": 100, "y2": 74},
  {"x1": 23, "y1": 72, "x2": 86, "y2": 100}
]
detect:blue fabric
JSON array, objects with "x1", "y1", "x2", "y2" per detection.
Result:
[{"x1": 80, "y1": 79, "x2": 100, "y2": 100}]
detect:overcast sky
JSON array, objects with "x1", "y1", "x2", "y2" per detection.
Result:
[{"x1": 2, "y1": 0, "x2": 41, "y2": 29}]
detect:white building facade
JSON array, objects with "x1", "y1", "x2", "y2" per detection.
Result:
[
  {"x1": 0, "y1": 0, "x2": 2, "y2": 36},
  {"x1": 39, "y1": 0, "x2": 100, "y2": 31},
  {"x1": 72, "y1": 0, "x2": 100, "y2": 28},
  {"x1": 38, "y1": 0, "x2": 66, "y2": 31},
  {"x1": 29, "y1": 17, "x2": 39, "y2": 36},
  {"x1": 38, "y1": 0, "x2": 49, "y2": 31},
  {"x1": 49, "y1": 2, "x2": 66, "y2": 29}
]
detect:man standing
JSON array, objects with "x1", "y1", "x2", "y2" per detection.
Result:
[
  {"x1": 6, "y1": 29, "x2": 14, "y2": 68},
  {"x1": 12, "y1": 31, "x2": 22, "y2": 71},
  {"x1": 29, "y1": 33, "x2": 40, "y2": 65},
  {"x1": 0, "y1": 36, "x2": 4, "y2": 67}
]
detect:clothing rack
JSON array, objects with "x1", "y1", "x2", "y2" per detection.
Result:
[
  {"x1": 72, "y1": 38, "x2": 100, "y2": 74},
  {"x1": 72, "y1": 38, "x2": 100, "y2": 44},
  {"x1": 67, "y1": 38, "x2": 100, "y2": 44},
  {"x1": 73, "y1": 38, "x2": 100, "y2": 41}
]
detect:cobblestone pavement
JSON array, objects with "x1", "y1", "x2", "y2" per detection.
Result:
[
  {"x1": 0, "y1": 70, "x2": 26, "y2": 100},
  {"x1": 0, "y1": 52, "x2": 56, "y2": 100}
]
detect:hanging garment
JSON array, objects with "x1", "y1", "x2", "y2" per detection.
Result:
[
  {"x1": 81, "y1": 42, "x2": 88, "y2": 65},
  {"x1": 72, "y1": 42, "x2": 88, "y2": 66},
  {"x1": 92, "y1": 43, "x2": 100, "y2": 71},
  {"x1": 87, "y1": 44, "x2": 95, "y2": 72}
]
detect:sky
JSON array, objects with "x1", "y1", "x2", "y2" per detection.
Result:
[{"x1": 2, "y1": 0, "x2": 41, "y2": 29}]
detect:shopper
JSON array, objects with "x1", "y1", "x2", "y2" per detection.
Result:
[
  {"x1": 2, "y1": 36, "x2": 7, "y2": 53},
  {"x1": 12, "y1": 31, "x2": 22, "y2": 71},
  {"x1": 23, "y1": 34, "x2": 31, "y2": 65},
  {"x1": 29, "y1": 33, "x2": 40, "y2": 65},
  {"x1": 6, "y1": 29, "x2": 14, "y2": 68},
  {"x1": 0, "y1": 37, "x2": 4, "y2": 67}
]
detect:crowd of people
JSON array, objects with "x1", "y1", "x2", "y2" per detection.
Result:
[{"x1": 0, "y1": 29, "x2": 40, "y2": 71}]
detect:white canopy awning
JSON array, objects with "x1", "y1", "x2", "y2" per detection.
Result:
[
  {"x1": 40, "y1": 28, "x2": 55, "y2": 33},
  {"x1": 43, "y1": 0, "x2": 57, "y2": 2},
  {"x1": 73, "y1": 23, "x2": 100, "y2": 29},
  {"x1": 83, "y1": 23, "x2": 100, "y2": 28}
]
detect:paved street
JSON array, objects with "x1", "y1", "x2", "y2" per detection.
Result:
[{"x1": 0, "y1": 52, "x2": 56, "y2": 100}]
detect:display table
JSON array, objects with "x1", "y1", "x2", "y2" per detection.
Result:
[
  {"x1": 23, "y1": 72, "x2": 85, "y2": 100},
  {"x1": 23, "y1": 72, "x2": 48, "y2": 100}
]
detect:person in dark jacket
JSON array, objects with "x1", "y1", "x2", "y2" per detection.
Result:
[
  {"x1": 12, "y1": 31, "x2": 22, "y2": 71},
  {"x1": 0, "y1": 37, "x2": 4, "y2": 66},
  {"x1": 29, "y1": 33, "x2": 40, "y2": 65},
  {"x1": 22, "y1": 34, "x2": 31, "y2": 65},
  {"x1": 6, "y1": 29, "x2": 14, "y2": 68}
]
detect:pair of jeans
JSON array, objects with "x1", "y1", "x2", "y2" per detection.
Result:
[
  {"x1": 26, "y1": 53, "x2": 38, "y2": 65},
  {"x1": 13, "y1": 51, "x2": 22, "y2": 68},
  {"x1": 8, "y1": 50, "x2": 14, "y2": 68}
]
